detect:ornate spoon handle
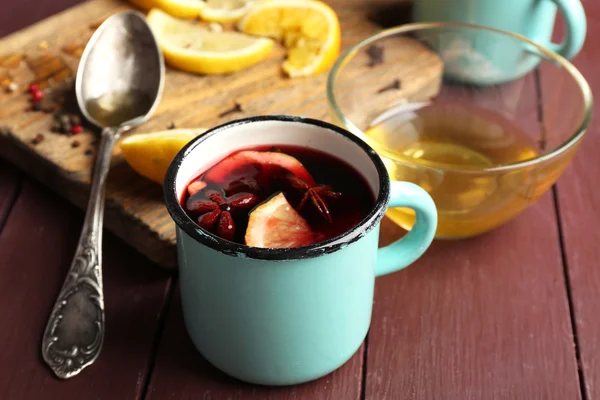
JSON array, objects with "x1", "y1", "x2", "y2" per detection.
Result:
[{"x1": 41, "y1": 127, "x2": 119, "y2": 379}]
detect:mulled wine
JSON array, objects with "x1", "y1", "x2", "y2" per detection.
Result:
[{"x1": 180, "y1": 145, "x2": 375, "y2": 248}]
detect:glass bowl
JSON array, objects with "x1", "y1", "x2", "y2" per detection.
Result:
[{"x1": 327, "y1": 22, "x2": 592, "y2": 238}]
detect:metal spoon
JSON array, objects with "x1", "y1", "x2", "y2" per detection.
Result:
[{"x1": 41, "y1": 10, "x2": 164, "y2": 379}]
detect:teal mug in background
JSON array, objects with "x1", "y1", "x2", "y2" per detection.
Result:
[
  {"x1": 163, "y1": 115, "x2": 437, "y2": 386},
  {"x1": 412, "y1": 0, "x2": 586, "y2": 84}
]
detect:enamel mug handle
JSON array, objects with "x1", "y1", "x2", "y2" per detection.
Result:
[
  {"x1": 546, "y1": 0, "x2": 586, "y2": 59},
  {"x1": 375, "y1": 181, "x2": 437, "y2": 277}
]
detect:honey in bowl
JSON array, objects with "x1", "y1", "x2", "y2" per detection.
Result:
[
  {"x1": 180, "y1": 145, "x2": 375, "y2": 248},
  {"x1": 364, "y1": 101, "x2": 545, "y2": 238}
]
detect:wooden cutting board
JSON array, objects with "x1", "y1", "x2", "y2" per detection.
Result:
[{"x1": 0, "y1": 0, "x2": 442, "y2": 269}]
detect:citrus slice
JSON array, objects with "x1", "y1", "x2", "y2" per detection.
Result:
[
  {"x1": 237, "y1": 0, "x2": 341, "y2": 77},
  {"x1": 205, "y1": 150, "x2": 316, "y2": 186},
  {"x1": 200, "y1": 0, "x2": 258, "y2": 22},
  {"x1": 119, "y1": 127, "x2": 207, "y2": 184},
  {"x1": 155, "y1": 0, "x2": 206, "y2": 18},
  {"x1": 146, "y1": 8, "x2": 274, "y2": 75},
  {"x1": 187, "y1": 180, "x2": 208, "y2": 196},
  {"x1": 245, "y1": 192, "x2": 315, "y2": 248}
]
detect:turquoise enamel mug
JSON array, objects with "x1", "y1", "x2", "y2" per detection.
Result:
[
  {"x1": 163, "y1": 115, "x2": 437, "y2": 386},
  {"x1": 412, "y1": 0, "x2": 586, "y2": 85}
]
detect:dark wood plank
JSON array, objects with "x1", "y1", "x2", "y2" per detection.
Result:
[
  {"x1": 145, "y1": 284, "x2": 364, "y2": 400},
  {"x1": 365, "y1": 195, "x2": 581, "y2": 399},
  {"x1": 0, "y1": 161, "x2": 21, "y2": 230},
  {"x1": 0, "y1": 0, "x2": 85, "y2": 38},
  {"x1": 549, "y1": 0, "x2": 600, "y2": 397},
  {"x1": 0, "y1": 179, "x2": 172, "y2": 399}
]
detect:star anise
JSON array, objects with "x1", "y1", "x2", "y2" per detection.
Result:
[
  {"x1": 285, "y1": 175, "x2": 341, "y2": 223},
  {"x1": 187, "y1": 190, "x2": 260, "y2": 241}
]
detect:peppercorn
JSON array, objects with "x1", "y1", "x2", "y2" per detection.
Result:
[
  {"x1": 70, "y1": 115, "x2": 81, "y2": 126},
  {"x1": 28, "y1": 83, "x2": 39, "y2": 93},
  {"x1": 59, "y1": 114, "x2": 70, "y2": 125},
  {"x1": 31, "y1": 89, "x2": 44, "y2": 103},
  {"x1": 31, "y1": 133, "x2": 44, "y2": 145},
  {"x1": 72, "y1": 125, "x2": 83, "y2": 134},
  {"x1": 58, "y1": 114, "x2": 72, "y2": 134},
  {"x1": 50, "y1": 121, "x2": 62, "y2": 132}
]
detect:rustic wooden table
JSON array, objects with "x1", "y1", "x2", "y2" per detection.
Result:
[{"x1": 1, "y1": 1, "x2": 599, "y2": 399}]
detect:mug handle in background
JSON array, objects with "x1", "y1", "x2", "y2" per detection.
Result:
[
  {"x1": 375, "y1": 181, "x2": 438, "y2": 277},
  {"x1": 546, "y1": 0, "x2": 586, "y2": 59}
]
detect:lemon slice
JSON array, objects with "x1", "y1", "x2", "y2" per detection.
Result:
[
  {"x1": 245, "y1": 193, "x2": 315, "y2": 248},
  {"x1": 147, "y1": 8, "x2": 274, "y2": 75},
  {"x1": 119, "y1": 128, "x2": 207, "y2": 184},
  {"x1": 155, "y1": 0, "x2": 206, "y2": 18},
  {"x1": 237, "y1": 0, "x2": 341, "y2": 77},
  {"x1": 200, "y1": 0, "x2": 258, "y2": 22},
  {"x1": 149, "y1": 0, "x2": 255, "y2": 21}
]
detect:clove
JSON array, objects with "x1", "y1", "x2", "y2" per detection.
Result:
[
  {"x1": 218, "y1": 101, "x2": 243, "y2": 118},
  {"x1": 366, "y1": 45, "x2": 384, "y2": 67},
  {"x1": 31, "y1": 133, "x2": 45, "y2": 145},
  {"x1": 377, "y1": 79, "x2": 401, "y2": 94}
]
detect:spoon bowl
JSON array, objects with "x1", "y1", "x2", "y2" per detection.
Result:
[{"x1": 76, "y1": 10, "x2": 164, "y2": 129}]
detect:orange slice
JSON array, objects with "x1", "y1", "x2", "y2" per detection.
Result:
[{"x1": 205, "y1": 150, "x2": 316, "y2": 186}]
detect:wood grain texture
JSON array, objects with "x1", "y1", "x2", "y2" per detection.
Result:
[
  {"x1": 366, "y1": 196, "x2": 581, "y2": 399},
  {"x1": 0, "y1": 161, "x2": 21, "y2": 230},
  {"x1": 0, "y1": 0, "x2": 443, "y2": 269},
  {"x1": 146, "y1": 285, "x2": 364, "y2": 400},
  {"x1": 0, "y1": 179, "x2": 173, "y2": 399},
  {"x1": 547, "y1": 0, "x2": 600, "y2": 397}
]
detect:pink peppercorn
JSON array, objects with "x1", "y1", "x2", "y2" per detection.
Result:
[
  {"x1": 31, "y1": 89, "x2": 44, "y2": 103},
  {"x1": 71, "y1": 125, "x2": 83, "y2": 134},
  {"x1": 27, "y1": 83, "x2": 39, "y2": 93}
]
